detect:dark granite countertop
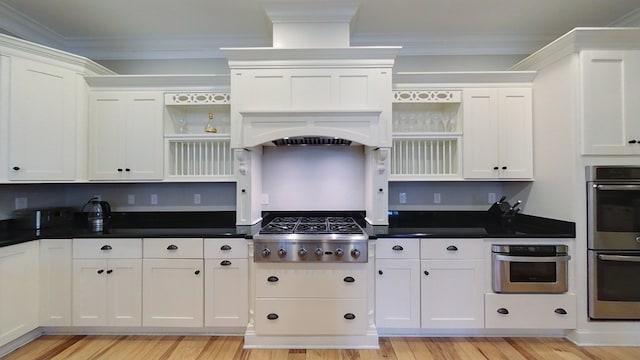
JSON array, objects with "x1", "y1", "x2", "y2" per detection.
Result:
[
  {"x1": 368, "y1": 211, "x2": 575, "y2": 238},
  {"x1": 0, "y1": 210, "x2": 576, "y2": 248}
]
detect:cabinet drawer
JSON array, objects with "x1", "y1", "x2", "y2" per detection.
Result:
[
  {"x1": 255, "y1": 263, "x2": 367, "y2": 298},
  {"x1": 485, "y1": 293, "x2": 576, "y2": 329},
  {"x1": 421, "y1": 238, "x2": 483, "y2": 259},
  {"x1": 255, "y1": 298, "x2": 367, "y2": 335},
  {"x1": 376, "y1": 238, "x2": 419, "y2": 259},
  {"x1": 204, "y1": 238, "x2": 248, "y2": 259},
  {"x1": 73, "y1": 238, "x2": 142, "y2": 259},
  {"x1": 143, "y1": 238, "x2": 203, "y2": 258}
]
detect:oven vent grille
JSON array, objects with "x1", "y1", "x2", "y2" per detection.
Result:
[{"x1": 272, "y1": 137, "x2": 352, "y2": 146}]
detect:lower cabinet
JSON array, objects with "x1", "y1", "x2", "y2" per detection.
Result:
[
  {"x1": 72, "y1": 259, "x2": 142, "y2": 326},
  {"x1": 72, "y1": 238, "x2": 142, "y2": 327},
  {"x1": 142, "y1": 238, "x2": 204, "y2": 327},
  {"x1": 375, "y1": 239, "x2": 421, "y2": 328},
  {"x1": 0, "y1": 241, "x2": 39, "y2": 347},
  {"x1": 485, "y1": 293, "x2": 577, "y2": 329},
  {"x1": 40, "y1": 239, "x2": 72, "y2": 326},
  {"x1": 204, "y1": 238, "x2": 248, "y2": 327}
]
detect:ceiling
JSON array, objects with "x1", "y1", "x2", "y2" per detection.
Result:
[{"x1": 0, "y1": 0, "x2": 639, "y2": 61}]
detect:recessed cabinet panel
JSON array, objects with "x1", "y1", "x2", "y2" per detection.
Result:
[
  {"x1": 581, "y1": 50, "x2": 640, "y2": 155},
  {"x1": 8, "y1": 57, "x2": 77, "y2": 181},
  {"x1": 291, "y1": 75, "x2": 332, "y2": 108}
]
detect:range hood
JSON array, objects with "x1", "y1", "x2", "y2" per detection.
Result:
[{"x1": 224, "y1": 0, "x2": 399, "y2": 226}]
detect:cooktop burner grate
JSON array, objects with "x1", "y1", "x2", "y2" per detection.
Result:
[{"x1": 258, "y1": 216, "x2": 364, "y2": 235}]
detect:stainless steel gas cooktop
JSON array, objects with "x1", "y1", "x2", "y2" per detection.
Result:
[{"x1": 253, "y1": 216, "x2": 369, "y2": 263}]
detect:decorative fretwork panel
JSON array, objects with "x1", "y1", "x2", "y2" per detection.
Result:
[
  {"x1": 166, "y1": 138, "x2": 234, "y2": 178},
  {"x1": 391, "y1": 137, "x2": 461, "y2": 178},
  {"x1": 393, "y1": 90, "x2": 461, "y2": 103},
  {"x1": 165, "y1": 92, "x2": 231, "y2": 105}
]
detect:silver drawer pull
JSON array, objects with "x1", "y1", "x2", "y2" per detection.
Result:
[
  {"x1": 220, "y1": 245, "x2": 232, "y2": 251},
  {"x1": 598, "y1": 254, "x2": 640, "y2": 263},
  {"x1": 392, "y1": 245, "x2": 404, "y2": 251},
  {"x1": 494, "y1": 254, "x2": 571, "y2": 263},
  {"x1": 167, "y1": 244, "x2": 178, "y2": 250},
  {"x1": 100, "y1": 245, "x2": 112, "y2": 251}
]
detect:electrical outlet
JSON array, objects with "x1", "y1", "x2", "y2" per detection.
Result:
[
  {"x1": 434, "y1": 193, "x2": 441, "y2": 204},
  {"x1": 399, "y1": 192, "x2": 407, "y2": 204},
  {"x1": 150, "y1": 194, "x2": 158, "y2": 205},
  {"x1": 15, "y1": 197, "x2": 27, "y2": 209},
  {"x1": 261, "y1": 193, "x2": 269, "y2": 205},
  {"x1": 488, "y1": 192, "x2": 497, "y2": 204},
  {"x1": 127, "y1": 194, "x2": 135, "y2": 205},
  {"x1": 194, "y1": 193, "x2": 201, "y2": 204}
]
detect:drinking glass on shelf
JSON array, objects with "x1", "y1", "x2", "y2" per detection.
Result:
[
  {"x1": 174, "y1": 117, "x2": 187, "y2": 133},
  {"x1": 442, "y1": 112, "x2": 451, "y2": 132},
  {"x1": 432, "y1": 112, "x2": 443, "y2": 132}
]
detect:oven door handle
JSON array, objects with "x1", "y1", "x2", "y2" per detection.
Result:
[
  {"x1": 598, "y1": 254, "x2": 640, "y2": 263},
  {"x1": 493, "y1": 254, "x2": 571, "y2": 262},
  {"x1": 594, "y1": 184, "x2": 640, "y2": 191}
]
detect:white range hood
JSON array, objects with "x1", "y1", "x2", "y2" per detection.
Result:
[{"x1": 224, "y1": 0, "x2": 400, "y2": 226}]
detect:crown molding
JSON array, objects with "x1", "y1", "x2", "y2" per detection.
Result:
[{"x1": 0, "y1": 2, "x2": 67, "y2": 50}]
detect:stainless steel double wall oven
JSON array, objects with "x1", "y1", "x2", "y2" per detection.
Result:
[{"x1": 587, "y1": 166, "x2": 640, "y2": 319}]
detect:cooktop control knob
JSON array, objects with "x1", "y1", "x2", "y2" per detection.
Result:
[
  {"x1": 351, "y1": 248, "x2": 361, "y2": 258},
  {"x1": 261, "y1": 248, "x2": 271, "y2": 257},
  {"x1": 277, "y1": 248, "x2": 287, "y2": 257},
  {"x1": 335, "y1": 248, "x2": 344, "y2": 257},
  {"x1": 315, "y1": 248, "x2": 324, "y2": 257},
  {"x1": 298, "y1": 248, "x2": 308, "y2": 257}
]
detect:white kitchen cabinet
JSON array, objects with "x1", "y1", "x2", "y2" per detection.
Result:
[
  {"x1": 0, "y1": 241, "x2": 39, "y2": 347},
  {"x1": 204, "y1": 239, "x2": 248, "y2": 328},
  {"x1": 581, "y1": 50, "x2": 640, "y2": 155},
  {"x1": 142, "y1": 238, "x2": 204, "y2": 327},
  {"x1": 7, "y1": 56, "x2": 78, "y2": 181},
  {"x1": 375, "y1": 238, "x2": 420, "y2": 328},
  {"x1": 39, "y1": 239, "x2": 72, "y2": 326},
  {"x1": 88, "y1": 91, "x2": 164, "y2": 180},
  {"x1": 463, "y1": 88, "x2": 533, "y2": 179},
  {"x1": 72, "y1": 258, "x2": 142, "y2": 327},
  {"x1": 420, "y1": 239, "x2": 484, "y2": 328},
  {"x1": 485, "y1": 293, "x2": 576, "y2": 329},
  {"x1": 72, "y1": 238, "x2": 142, "y2": 327}
]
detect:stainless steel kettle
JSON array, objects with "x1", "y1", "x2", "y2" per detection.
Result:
[{"x1": 83, "y1": 197, "x2": 111, "y2": 232}]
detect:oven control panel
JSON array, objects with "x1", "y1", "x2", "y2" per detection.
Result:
[{"x1": 254, "y1": 240, "x2": 368, "y2": 263}]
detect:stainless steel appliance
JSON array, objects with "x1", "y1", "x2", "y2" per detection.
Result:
[
  {"x1": 82, "y1": 197, "x2": 112, "y2": 233},
  {"x1": 253, "y1": 216, "x2": 368, "y2": 263},
  {"x1": 587, "y1": 166, "x2": 640, "y2": 319},
  {"x1": 492, "y1": 244, "x2": 570, "y2": 293}
]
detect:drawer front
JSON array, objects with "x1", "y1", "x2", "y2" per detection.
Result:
[
  {"x1": 143, "y1": 238, "x2": 203, "y2": 259},
  {"x1": 255, "y1": 298, "x2": 367, "y2": 335},
  {"x1": 375, "y1": 238, "x2": 419, "y2": 259},
  {"x1": 421, "y1": 238, "x2": 483, "y2": 259},
  {"x1": 73, "y1": 238, "x2": 142, "y2": 259},
  {"x1": 255, "y1": 264, "x2": 367, "y2": 298},
  {"x1": 204, "y1": 238, "x2": 248, "y2": 259},
  {"x1": 485, "y1": 293, "x2": 576, "y2": 329}
]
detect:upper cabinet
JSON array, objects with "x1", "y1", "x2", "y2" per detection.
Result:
[
  {"x1": 581, "y1": 50, "x2": 640, "y2": 155},
  {"x1": 463, "y1": 88, "x2": 533, "y2": 179},
  {"x1": 88, "y1": 91, "x2": 164, "y2": 181},
  {"x1": 6, "y1": 57, "x2": 79, "y2": 181}
]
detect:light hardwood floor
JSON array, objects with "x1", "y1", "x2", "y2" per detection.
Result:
[{"x1": 2, "y1": 335, "x2": 640, "y2": 360}]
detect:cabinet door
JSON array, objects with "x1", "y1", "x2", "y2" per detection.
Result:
[
  {"x1": 142, "y1": 259, "x2": 203, "y2": 327},
  {"x1": 88, "y1": 93, "x2": 127, "y2": 180},
  {"x1": 463, "y1": 89, "x2": 499, "y2": 178},
  {"x1": 107, "y1": 259, "x2": 142, "y2": 326},
  {"x1": 204, "y1": 258, "x2": 248, "y2": 327},
  {"x1": 124, "y1": 93, "x2": 164, "y2": 180},
  {"x1": 581, "y1": 50, "x2": 640, "y2": 155},
  {"x1": 0, "y1": 241, "x2": 39, "y2": 347},
  {"x1": 88, "y1": 92, "x2": 163, "y2": 180},
  {"x1": 8, "y1": 57, "x2": 77, "y2": 180},
  {"x1": 497, "y1": 88, "x2": 533, "y2": 179},
  {"x1": 40, "y1": 239, "x2": 72, "y2": 326},
  {"x1": 420, "y1": 259, "x2": 484, "y2": 328},
  {"x1": 375, "y1": 259, "x2": 420, "y2": 328},
  {"x1": 72, "y1": 259, "x2": 108, "y2": 326}
]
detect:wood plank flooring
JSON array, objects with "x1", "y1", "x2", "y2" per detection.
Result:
[{"x1": 3, "y1": 335, "x2": 640, "y2": 360}]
